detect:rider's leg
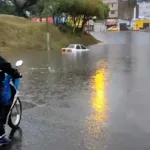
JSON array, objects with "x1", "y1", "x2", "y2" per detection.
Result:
[
  {"x1": 0, "y1": 103, "x2": 5, "y2": 138},
  {"x1": 2, "y1": 85, "x2": 15, "y2": 124},
  {"x1": 3, "y1": 105, "x2": 10, "y2": 125},
  {"x1": 0, "y1": 102, "x2": 11, "y2": 146}
]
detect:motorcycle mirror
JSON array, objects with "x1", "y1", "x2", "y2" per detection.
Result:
[{"x1": 15, "y1": 60, "x2": 23, "y2": 67}]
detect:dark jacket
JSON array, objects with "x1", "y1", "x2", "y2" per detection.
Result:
[{"x1": 0, "y1": 56, "x2": 20, "y2": 82}]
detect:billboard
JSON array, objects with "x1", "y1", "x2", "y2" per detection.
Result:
[
  {"x1": 32, "y1": 17, "x2": 53, "y2": 23},
  {"x1": 105, "y1": 19, "x2": 118, "y2": 25}
]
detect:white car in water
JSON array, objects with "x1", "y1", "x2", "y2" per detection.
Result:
[{"x1": 61, "y1": 44, "x2": 89, "y2": 52}]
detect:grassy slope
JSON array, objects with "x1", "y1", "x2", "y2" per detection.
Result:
[{"x1": 0, "y1": 15, "x2": 98, "y2": 51}]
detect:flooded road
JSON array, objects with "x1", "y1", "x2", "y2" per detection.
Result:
[{"x1": 1, "y1": 31, "x2": 150, "y2": 150}]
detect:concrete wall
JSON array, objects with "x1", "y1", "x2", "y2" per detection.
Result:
[
  {"x1": 94, "y1": 23, "x2": 107, "y2": 32},
  {"x1": 118, "y1": 0, "x2": 135, "y2": 20}
]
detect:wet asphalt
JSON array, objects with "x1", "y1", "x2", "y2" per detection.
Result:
[{"x1": 1, "y1": 31, "x2": 150, "y2": 150}]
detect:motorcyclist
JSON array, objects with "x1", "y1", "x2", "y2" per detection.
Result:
[{"x1": 0, "y1": 55, "x2": 21, "y2": 146}]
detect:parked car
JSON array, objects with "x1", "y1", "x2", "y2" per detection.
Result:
[
  {"x1": 107, "y1": 26, "x2": 120, "y2": 31},
  {"x1": 61, "y1": 44, "x2": 89, "y2": 52}
]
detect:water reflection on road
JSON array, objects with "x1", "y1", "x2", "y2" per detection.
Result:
[
  {"x1": 90, "y1": 60, "x2": 108, "y2": 122},
  {"x1": 84, "y1": 60, "x2": 108, "y2": 150}
]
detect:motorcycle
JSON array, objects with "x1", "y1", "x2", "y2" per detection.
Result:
[{"x1": 4, "y1": 60, "x2": 23, "y2": 129}]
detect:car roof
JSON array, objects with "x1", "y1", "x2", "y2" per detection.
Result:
[{"x1": 68, "y1": 44, "x2": 86, "y2": 46}]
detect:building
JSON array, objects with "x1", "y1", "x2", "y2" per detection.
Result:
[
  {"x1": 137, "y1": 0, "x2": 150, "y2": 18},
  {"x1": 103, "y1": 0, "x2": 137, "y2": 19},
  {"x1": 103, "y1": 0, "x2": 118, "y2": 18},
  {"x1": 103, "y1": 0, "x2": 138, "y2": 29}
]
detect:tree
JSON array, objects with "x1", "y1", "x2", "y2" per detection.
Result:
[
  {"x1": 9, "y1": 0, "x2": 38, "y2": 17},
  {"x1": 28, "y1": 0, "x2": 109, "y2": 32},
  {"x1": 28, "y1": 0, "x2": 44, "y2": 19},
  {"x1": 0, "y1": 0, "x2": 15, "y2": 15},
  {"x1": 101, "y1": 3, "x2": 109, "y2": 19},
  {"x1": 70, "y1": 0, "x2": 109, "y2": 30},
  {"x1": 0, "y1": 3, "x2": 15, "y2": 15}
]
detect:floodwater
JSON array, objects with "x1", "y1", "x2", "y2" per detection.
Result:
[{"x1": 1, "y1": 31, "x2": 150, "y2": 150}]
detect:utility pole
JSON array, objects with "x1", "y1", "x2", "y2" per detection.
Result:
[
  {"x1": 44, "y1": 0, "x2": 52, "y2": 72},
  {"x1": 44, "y1": 0, "x2": 50, "y2": 52},
  {"x1": 46, "y1": 18, "x2": 50, "y2": 52}
]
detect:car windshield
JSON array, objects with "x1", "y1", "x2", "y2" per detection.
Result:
[{"x1": 68, "y1": 44, "x2": 75, "y2": 48}]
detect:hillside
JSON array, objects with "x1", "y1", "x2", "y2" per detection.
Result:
[{"x1": 0, "y1": 15, "x2": 98, "y2": 51}]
